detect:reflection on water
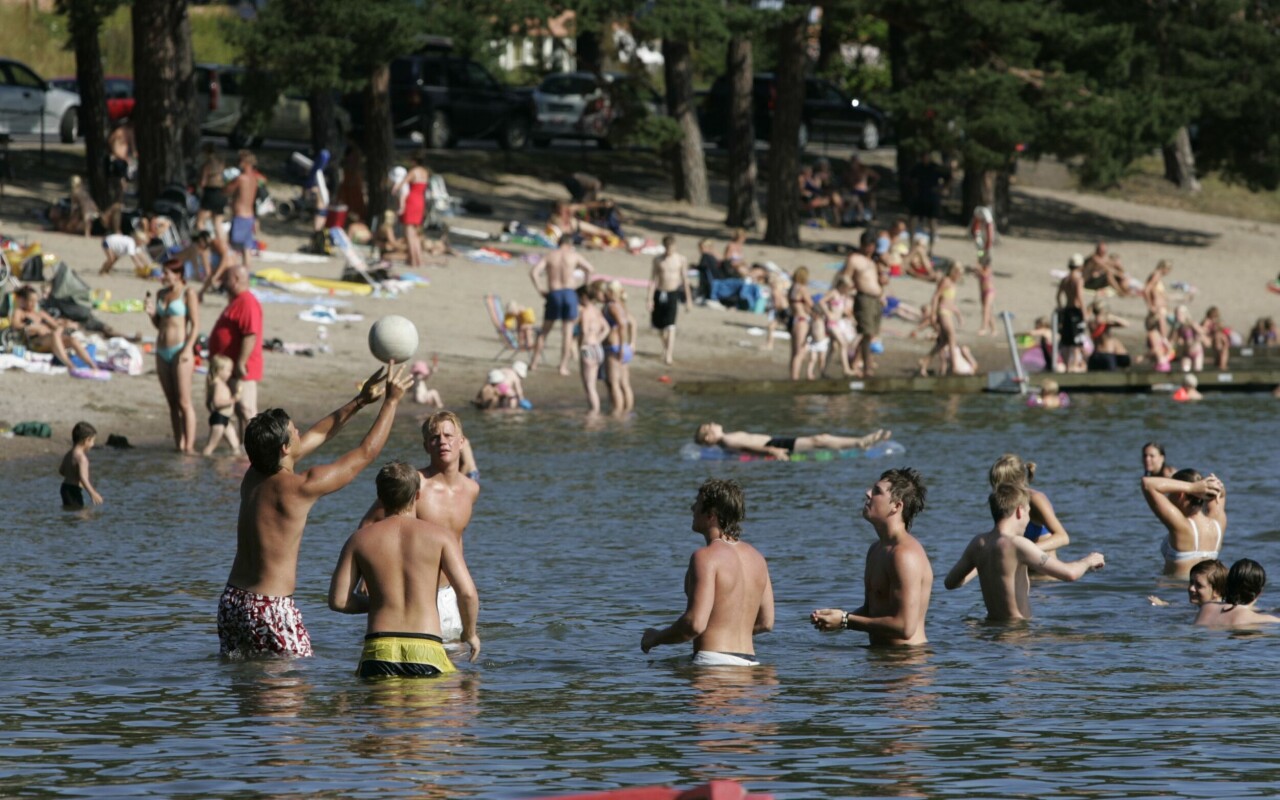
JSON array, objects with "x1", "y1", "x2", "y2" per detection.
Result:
[{"x1": 2, "y1": 392, "x2": 1280, "y2": 797}]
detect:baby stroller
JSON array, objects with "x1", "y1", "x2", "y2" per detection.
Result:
[
  {"x1": 152, "y1": 182, "x2": 196, "y2": 247},
  {"x1": 274, "y1": 150, "x2": 329, "y2": 223}
]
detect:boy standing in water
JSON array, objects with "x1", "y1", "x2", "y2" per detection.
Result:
[
  {"x1": 642, "y1": 478, "x2": 775, "y2": 665},
  {"x1": 330, "y1": 461, "x2": 480, "y2": 677},
  {"x1": 943, "y1": 483, "x2": 1105, "y2": 621},
  {"x1": 811, "y1": 468, "x2": 933, "y2": 645},
  {"x1": 59, "y1": 421, "x2": 103, "y2": 509}
]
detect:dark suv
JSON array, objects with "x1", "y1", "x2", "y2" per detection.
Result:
[
  {"x1": 701, "y1": 73, "x2": 889, "y2": 151},
  {"x1": 379, "y1": 54, "x2": 533, "y2": 150}
]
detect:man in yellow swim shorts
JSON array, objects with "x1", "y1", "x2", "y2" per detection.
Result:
[{"x1": 329, "y1": 461, "x2": 480, "y2": 678}]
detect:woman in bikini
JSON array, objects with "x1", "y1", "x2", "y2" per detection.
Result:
[
  {"x1": 146, "y1": 260, "x2": 201, "y2": 454},
  {"x1": 1172, "y1": 304, "x2": 1206, "y2": 372},
  {"x1": 1142, "y1": 469, "x2": 1227, "y2": 578},
  {"x1": 989, "y1": 453, "x2": 1072, "y2": 566},
  {"x1": 919, "y1": 263, "x2": 962, "y2": 376},
  {"x1": 392, "y1": 152, "x2": 430, "y2": 267},
  {"x1": 788, "y1": 266, "x2": 814, "y2": 381},
  {"x1": 1142, "y1": 259, "x2": 1172, "y2": 339},
  {"x1": 548, "y1": 201, "x2": 611, "y2": 245},
  {"x1": 602, "y1": 281, "x2": 636, "y2": 414}
]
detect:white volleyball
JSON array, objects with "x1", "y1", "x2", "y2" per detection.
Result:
[{"x1": 368, "y1": 315, "x2": 419, "y2": 363}]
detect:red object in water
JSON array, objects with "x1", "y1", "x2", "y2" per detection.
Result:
[{"x1": 531, "y1": 780, "x2": 774, "y2": 800}]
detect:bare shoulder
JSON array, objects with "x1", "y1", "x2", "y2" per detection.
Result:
[{"x1": 891, "y1": 535, "x2": 932, "y2": 572}]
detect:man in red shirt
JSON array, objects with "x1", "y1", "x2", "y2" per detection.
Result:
[{"x1": 208, "y1": 265, "x2": 263, "y2": 437}]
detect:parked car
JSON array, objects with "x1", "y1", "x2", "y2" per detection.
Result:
[
  {"x1": 0, "y1": 58, "x2": 80, "y2": 142},
  {"x1": 49, "y1": 76, "x2": 134, "y2": 123},
  {"x1": 375, "y1": 53, "x2": 533, "y2": 150},
  {"x1": 194, "y1": 64, "x2": 350, "y2": 148},
  {"x1": 701, "y1": 73, "x2": 889, "y2": 151},
  {"x1": 531, "y1": 71, "x2": 663, "y2": 148}
]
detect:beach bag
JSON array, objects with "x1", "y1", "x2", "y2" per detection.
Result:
[{"x1": 104, "y1": 337, "x2": 144, "y2": 376}]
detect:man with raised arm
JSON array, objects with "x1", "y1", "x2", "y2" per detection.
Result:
[
  {"x1": 529, "y1": 235, "x2": 595, "y2": 376},
  {"x1": 811, "y1": 468, "x2": 933, "y2": 645},
  {"x1": 943, "y1": 483, "x2": 1105, "y2": 621},
  {"x1": 217, "y1": 364, "x2": 412, "y2": 659},
  {"x1": 642, "y1": 478, "x2": 774, "y2": 665},
  {"x1": 330, "y1": 461, "x2": 480, "y2": 678},
  {"x1": 359, "y1": 410, "x2": 479, "y2": 642}
]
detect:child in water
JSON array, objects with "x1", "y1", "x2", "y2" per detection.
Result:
[
  {"x1": 1148, "y1": 558, "x2": 1225, "y2": 607},
  {"x1": 411, "y1": 359, "x2": 443, "y2": 408},
  {"x1": 203, "y1": 355, "x2": 242, "y2": 456},
  {"x1": 1195, "y1": 559, "x2": 1280, "y2": 628},
  {"x1": 59, "y1": 421, "x2": 103, "y2": 508}
]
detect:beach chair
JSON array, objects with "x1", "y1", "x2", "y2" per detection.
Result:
[
  {"x1": 329, "y1": 227, "x2": 383, "y2": 288},
  {"x1": 484, "y1": 293, "x2": 527, "y2": 361}
]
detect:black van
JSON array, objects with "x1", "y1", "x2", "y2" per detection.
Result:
[{"x1": 701, "y1": 73, "x2": 889, "y2": 151}]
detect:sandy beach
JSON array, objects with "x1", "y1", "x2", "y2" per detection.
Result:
[{"x1": 2, "y1": 152, "x2": 1276, "y2": 462}]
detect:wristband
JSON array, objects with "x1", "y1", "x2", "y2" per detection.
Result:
[{"x1": 840, "y1": 612, "x2": 850, "y2": 630}]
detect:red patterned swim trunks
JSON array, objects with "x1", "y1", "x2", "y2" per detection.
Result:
[{"x1": 217, "y1": 584, "x2": 313, "y2": 658}]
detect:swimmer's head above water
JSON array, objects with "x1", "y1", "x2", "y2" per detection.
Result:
[{"x1": 695, "y1": 422, "x2": 724, "y2": 446}]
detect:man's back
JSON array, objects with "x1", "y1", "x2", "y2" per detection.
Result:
[
  {"x1": 696, "y1": 539, "x2": 770, "y2": 654},
  {"x1": 969, "y1": 531, "x2": 1031, "y2": 621},
  {"x1": 352, "y1": 516, "x2": 454, "y2": 635},
  {"x1": 544, "y1": 248, "x2": 576, "y2": 290}
]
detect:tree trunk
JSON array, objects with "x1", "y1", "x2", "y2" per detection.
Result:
[
  {"x1": 887, "y1": 21, "x2": 915, "y2": 207},
  {"x1": 176, "y1": 5, "x2": 199, "y2": 180},
  {"x1": 1161, "y1": 125, "x2": 1201, "y2": 192},
  {"x1": 309, "y1": 89, "x2": 338, "y2": 158},
  {"x1": 132, "y1": 0, "x2": 187, "y2": 209},
  {"x1": 725, "y1": 35, "x2": 759, "y2": 230},
  {"x1": 662, "y1": 38, "x2": 709, "y2": 206},
  {"x1": 67, "y1": 1, "x2": 109, "y2": 208},
  {"x1": 364, "y1": 63, "x2": 394, "y2": 223},
  {"x1": 576, "y1": 30, "x2": 602, "y2": 74},
  {"x1": 764, "y1": 15, "x2": 806, "y2": 248}
]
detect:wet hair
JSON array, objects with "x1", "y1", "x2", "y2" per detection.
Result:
[
  {"x1": 1142, "y1": 441, "x2": 1168, "y2": 476},
  {"x1": 1190, "y1": 559, "x2": 1228, "y2": 599},
  {"x1": 244, "y1": 408, "x2": 292, "y2": 474},
  {"x1": 860, "y1": 230, "x2": 877, "y2": 249},
  {"x1": 696, "y1": 478, "x2": 745, "y2": 541},
  {"x1": 694, "y1": 422, "x2": 718, "y2": 445},
  {"x1": 72, "y1": 421, "x2": 97, "y2": 445},
  {"x1": 1224, "y1": 559, "x2": 1267, "y2": 608},
  {"x1": 879, "y1": 468, "x2": 926, "y2": 529},
  {"x1": 1170, "y1": 467, "x2": 1207, "y2": 513},
  {"x1": 662, "y1": 235, "x2": 675, "y2": 248},
  {"x1": 989, "y1": 453, "x2": 1036, "y2": 489},
  {"x1": 1040, "y1": 379, "x2": 1059, "y2": 395},
  {"x1": 422, "y1": 410, "x2": 464, "y2": 440},
  {"x1": 988, "y1": 482, "x2": 1030, "y2": 523},
  {"x1": 376, "y1": 460, "x2": 420, "y2": 515}
]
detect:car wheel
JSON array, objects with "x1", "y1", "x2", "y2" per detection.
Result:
[
  {"x1": 426, "y1": 111, "x2": 451, "y2": 149},
  {"x1": 860, "y1": 121, "x2": 880, "y2": 151},
  {"x1": 532, "y1": 136, "x2": 551, "y2": 148},
  {"x1": 60, "y1": 107, "x2": 79, "y2": 143},
  {"x1": 500, "y1": 116, "x2": 530, "y2": 151},
  {"x1": 797, "y1": 121, "x2": 809, "y2": 151}
]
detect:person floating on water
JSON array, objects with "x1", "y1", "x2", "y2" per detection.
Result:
[
  {"x1": 359, "y1": 411, "x2": 479, "y2": 644},
  {"x1": 330, "y1": 461, "x2": 480, "y2": 678},
  {"x1": 694, "y1": 422, "x2": 891, "y2": 462},
  {"x1": 641, "y1": 478, "x2": 774, "y2": 665},
  {"x1": 943, "y1": 483, "x2": 1105, "y2": 621},
  {"x1": 59, "y1": 421, "x2": 103, "y2": 509},
  {"x1": 217, "y1": 365, "x2": 411, "y2": 659},
  {"x1": 811, "y1": 468, "x2": 933, "y2": 646}
]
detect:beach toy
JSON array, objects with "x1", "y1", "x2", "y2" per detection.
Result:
[
  {"x1": 368, "y1": 315, "x2": 420, "y2": 364},
  {"x1": 518, "y1": 398, "x2": 533, "y2": 410},
  {"x1": 869, "y1": 339, "x2": 885, "y2": 355},
  {"x1": 680, "y1": 440, "x2": 905, "y2": 462}
]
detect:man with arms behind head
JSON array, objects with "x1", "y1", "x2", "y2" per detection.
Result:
[
  {"x1": 811, "y1": 468, "x2": 932, "y2": 645},
  {"x1": 330, "y1": 461, "x2": 480, "y2": 677},
  {"x1": 217, "y1": 365, "x2": 411, "y2": 659},
  {"x1": 359, "y1": 410, "x2": 479, "y2": 642},
  {"x1": 642, "y1": 478, "x2": 774, "y2": 665},
  {"x1": 943, "y1": 483, "x2": 1105, "y2": 621}
]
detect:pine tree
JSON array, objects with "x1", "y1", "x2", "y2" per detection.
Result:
[{"x1": 56, "y1": 0, "x2": 119, "y2": 208}]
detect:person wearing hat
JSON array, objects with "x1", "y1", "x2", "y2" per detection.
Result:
[
  {"x1": 411, "y1": 359, "x2": 442, "y2": 408},
  {"x1": 473, "y1": 367, "x2": 521, "y2": 410},
  {"x1": 1055, "y1": 254, "x2": 1088, "y2": 373}
]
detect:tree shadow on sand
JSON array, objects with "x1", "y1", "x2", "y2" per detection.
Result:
[{"x1": 1010, "y1": 191, "x2": 1217, "y2": 248}]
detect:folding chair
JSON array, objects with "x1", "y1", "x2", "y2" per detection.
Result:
[
  {"x1": 484, "y1": 293, "x2": 525, "y2": 361},
  {"x1": 329, "y1": 227, "x2": 381, "y2": 288}
]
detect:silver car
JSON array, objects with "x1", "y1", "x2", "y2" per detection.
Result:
[
  {"x1": 531, "y1": 71, "x2": 661, "y2": 149},
  {"x1": 0, "y1": 59, "x2": 80, "y2": 143}
]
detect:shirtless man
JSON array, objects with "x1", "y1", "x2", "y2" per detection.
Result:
[
  {"x1": 811, "y1": 468, "x2": 932, "y2": 646},
  {"x1": 11, "y1": 286, "x2": 98, "y2": 372},
  {"x1": 1083, "y1": 241, "x2": 1131, "y2": 296},
  {"x1": 641, "y1": 478, "x2": 774, "y2": 665},
  {"x1": 838, "y1": 230, "x2": 883, "y2": 376},
  {"x1": 647, "y1": 235, "x2": 692, "y2": 365},
  {"x1": 1056, "y1": 254, "x2": 1088, "y2": 373},
  {"x1": 330, "y1": 461, "x2": 480, "y2": 678},
  {"x1": 216, "y1": 364, "x2": 411, "y2": 659},
  {"x1": 227, "y1": 150, "x2": 260, "y2": 267},
  {"x1": 529, "y1": 236, "x2": 595, "y2": 375},
  {"x1": 359, "y1": 410, "x2": 479, "y2": 643},
  {"x1": 695, "y1": 422, "x2": 891, "y2": 460},
  {"x1": 943, "y1": 483, "x2": 1105, "y2": 621}
]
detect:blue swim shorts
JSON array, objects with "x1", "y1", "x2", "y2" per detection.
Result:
[
  {"x1": 543, "y1": 288, "x2": 579, "y2": 322},
  {"x1": 229, "y1": 216, "x2": 255, "y2": 250}
]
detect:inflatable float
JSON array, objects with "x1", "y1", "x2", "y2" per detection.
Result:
[
  {"x1": 680, "y1": 440, "x2": 905, "y2": 462},
  {"x1": 254, "y1": 267, "x2": 373, "y2": 296}
]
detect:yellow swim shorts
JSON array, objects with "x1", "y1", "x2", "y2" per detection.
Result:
[{"x1": 357, "y1": 632, "x2": 457, "y2": 679}]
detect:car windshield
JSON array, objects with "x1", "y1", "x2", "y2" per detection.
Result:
[{"x1": 540, "y1": 75, "x2": 599, "y2": 96}]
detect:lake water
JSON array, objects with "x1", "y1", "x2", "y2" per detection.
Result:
[{"x1": 4, "y1": 391, "x2": 1280, "y2": 798}]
